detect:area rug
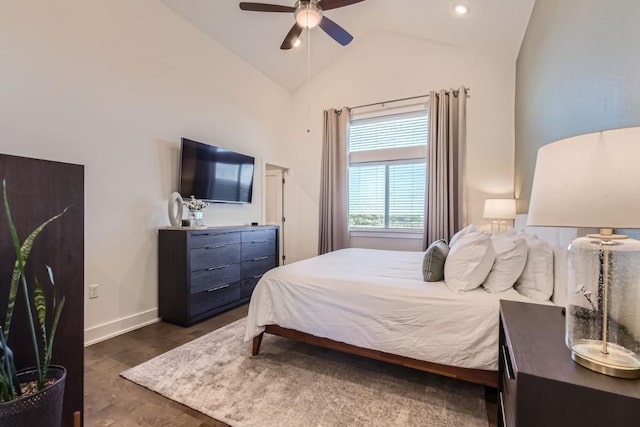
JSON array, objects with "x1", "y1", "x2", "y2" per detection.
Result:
[{"x1": 121, "y1": 318, "x2": 488, "y2": 427}]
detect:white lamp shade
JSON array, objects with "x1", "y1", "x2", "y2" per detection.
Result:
[
  {"x1": 528, "y1": 126, "x2": 640, "y2": 228},
  {"x1": 483, "y1": 199, "x2": 516, "y2": 219}
]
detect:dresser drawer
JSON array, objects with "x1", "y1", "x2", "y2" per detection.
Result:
[
  {"x1": 190, "y1": 263, "x2": 241, "y2": 294},
  {"x1": 159, "y1": 226, "x2": 279, "y2": 327},
  {"x1": 189, "y1": 282, "x2": 241, "y2": 317},
  {"x1": 241, "y1": 229, "x2": 275, "y2": 244},
  {"x1": 242, "y1": 238, "x2": 276, "y2": 261},
  {"x1": 189, "y1": 231, "x2": 240, "y2": 249},
  {"x1": 190, "y1": 244, "x2": 240, "y2": 271},
  {"x1": 242, "y1": 256, "x2": 277, "y2": 279},
  {"x1": 240, "y1": 277, "x2": 261, "y2": 299}
]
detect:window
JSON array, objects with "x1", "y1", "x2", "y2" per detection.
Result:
[{"x1": 348, "y1": 109, "x2": 428, "y2": 231}]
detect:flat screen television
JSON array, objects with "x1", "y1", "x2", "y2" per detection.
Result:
[{"x1": 179, "y1": 138, "x2": 255, "y2": 204}]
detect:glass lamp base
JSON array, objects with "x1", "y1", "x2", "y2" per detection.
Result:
[{"x1": 571, "y1": 339, "x2": 640, "y2": 379}]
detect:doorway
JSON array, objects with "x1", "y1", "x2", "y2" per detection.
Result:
[{"x1": 264, "y1": 163, "x2": 288, "y2": 265}]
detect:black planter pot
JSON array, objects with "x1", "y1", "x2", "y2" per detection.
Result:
[{"x1": 0, "y1": 365, "x2": 66, "y2": 427}]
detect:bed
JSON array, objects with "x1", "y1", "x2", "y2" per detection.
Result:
[{"x1": 245, "y1": 218, "x2": 582, "y2": 388}]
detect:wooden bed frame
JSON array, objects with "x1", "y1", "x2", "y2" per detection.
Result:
[{"x1": 252, "y1": 324, "x2": 498, "y2": 388}]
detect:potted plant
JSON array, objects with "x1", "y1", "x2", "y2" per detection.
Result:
[
  {"x1": 183, "y1": 195, "x2": 208, "y2": 226},
  {"x1": 0, "y1": 180, "x2": 68, "y2": 427}
]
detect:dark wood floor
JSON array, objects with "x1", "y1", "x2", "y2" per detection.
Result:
[{"x1": 85, "y1": 304, "x2": 498, "y2": 426}]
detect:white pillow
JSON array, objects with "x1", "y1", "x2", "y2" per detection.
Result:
[
  {"x1": 444, "y1": 231, "x2": 496, "y2": 292},
  {"x1": 514, "y1": 232, "x2": 554, "y2": 301},
  {"x1": 449, "y1": 224, "x2": 477, "y2": 248},
  {"x1": 482, "y1": 234, "x2": 528, "y2": 293}
]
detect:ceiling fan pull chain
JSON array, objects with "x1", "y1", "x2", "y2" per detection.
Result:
[{"x1": 306, "y1": 26, "x2": 312, "y2": 133}]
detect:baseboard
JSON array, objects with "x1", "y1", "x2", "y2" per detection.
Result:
[{"x1": 84, "y1": 308, "x2": 160, "y2": 346}]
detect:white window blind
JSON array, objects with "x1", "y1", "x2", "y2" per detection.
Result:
[
  {"x1": 348, "y1": 109, "x2": 428, "y2": 230},
  {"x1": 350, "y1": 111, "x2": 429, "y2": 152}
]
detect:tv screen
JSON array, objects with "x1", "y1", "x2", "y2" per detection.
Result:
[{"x1": 179, "y1": 138, "x2": 255, "y2": 204}]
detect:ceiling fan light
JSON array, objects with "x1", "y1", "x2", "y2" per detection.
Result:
[
  {"x1": 293, "y1": 38, "x2": 302, "y2": 48},
  {"x1": 453, "y1": 3, "x2": 469, "y2": 16},
  {"x1": 295, "y1": 3, "x2": 322, "y2": 28}
]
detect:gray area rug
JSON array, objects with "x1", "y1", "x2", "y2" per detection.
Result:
[{"x1": 121, "y1": 318, "x2": 487, "y2": 427}]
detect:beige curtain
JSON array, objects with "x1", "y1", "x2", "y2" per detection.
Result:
[
  {"x1": 424, "y1": 87, "x2": 467, "y2": 248},
  {"x1": 318, "y1": 107, "x2": 350, "y2": 254}
]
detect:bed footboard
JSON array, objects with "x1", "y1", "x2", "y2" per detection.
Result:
[{"x1": 257, "y1": 324, "x2": 498, "y2": 388}]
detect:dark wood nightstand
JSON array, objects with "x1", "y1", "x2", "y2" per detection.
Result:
[{"x1": 498, "y1": 300, "x2": 640, "y2": 427}]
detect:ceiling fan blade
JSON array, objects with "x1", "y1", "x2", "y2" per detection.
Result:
[
  {"x1": 239, "y1": 2, "x2": 295, "y2": 13},
  {"x1": 281, "y1": 23, "x2": 304, "y2": 50},
  {"x1": 319, "y1": 0, "x2": 366, "y2": 11},
  {"x1": 318, "y1": 16, "x2": 353, "y2": 46}
]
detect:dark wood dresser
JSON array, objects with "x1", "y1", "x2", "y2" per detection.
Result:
[
  {"x1": 158, "y1": 225, "x2": 279, "y2": 326},
  {"x1": 498, "y1": 300, "x2": 640, "y2": 427}
]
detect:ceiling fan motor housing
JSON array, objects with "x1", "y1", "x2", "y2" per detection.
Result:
[{"x1": 295, "y1": 0, "x2": 323, "y2": 28}]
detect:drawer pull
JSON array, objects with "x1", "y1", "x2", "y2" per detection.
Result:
[
  {"x1": 253, "y1": 274, "x2": 264, "y2": 279},
  {"x1": 205, "y1": 244, "x2": 226, "y2": 249},
  {"x1": 499, "y1": 391, "x2": 507, "y2": 427},
  {"x1": 502, "y1": 345, "x2": 514, "y2": 380},
  {"x1": 251, "y1": 240, "x2": 268, "y2": 244},
  {"x1": 251, "y1": 256, "x2": 269, "y2": 262},
  {"x1": 207, "y1": 284, "x2": 230, "y2": 292},
  {"x1": 207, "y1": 264, "x2": 229, "y2": 271}
]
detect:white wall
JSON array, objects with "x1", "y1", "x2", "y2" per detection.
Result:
[
  {"x1": 515, "y1": 0, "x2": 640, "y2": 212},
  {"x1": 0, "y1": 3, "x2": 518, "y2": 342},
  {"x1": 285, "y1": 31, "x2": 516, "y2": 260},
  {"x1": 0, "y1": 0, "x2": 292, "y2": 344}
]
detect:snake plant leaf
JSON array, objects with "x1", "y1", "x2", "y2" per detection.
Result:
[
  {"x1": 0, "y1": 327, "x2": 19, "y2": 400},
  {"x1": 34, "y1": 277, "x2": 48, "y2": 350},
  {"x1": 45, "y1": 295, "x2": 65, "y2": 372},
  {"x1": 2, "y1": 180, "x2": 69, "y2": 337},
  {"x1": 47, "y1": 265, "x2": 57, "y2": 313},
  {"x1": 42, "y1": 267, "x2": 64, "y2": 372}
]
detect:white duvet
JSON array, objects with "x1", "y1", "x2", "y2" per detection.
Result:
[{"x1": 245, "y1": 248, "x2": 549, "y2": 370}]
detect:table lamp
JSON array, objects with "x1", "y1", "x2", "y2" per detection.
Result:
[
  {"x1": 483, "y1": 199, "x2": 516, "y2": 233},
  {"x1": 527, "y1": 126, "x2": 640, "y2": 378}
]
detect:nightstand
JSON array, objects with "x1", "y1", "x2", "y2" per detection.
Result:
[{"x1": 498, "y1": 300, "x2": 640, "y2": 427}]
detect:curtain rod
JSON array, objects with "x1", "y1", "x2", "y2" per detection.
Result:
[{"x1": 349, "y1": 87, "x2": 470, "y2": 111}]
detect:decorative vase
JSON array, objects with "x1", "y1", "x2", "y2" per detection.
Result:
[
  {"x1": 0, "y1": 365, "x2": 66, "y2": 427},
  {"x1": 190, "y1": 210, "x2": 205, "y2": 227},
  {"x1": 167, "y1": 192, "x2": 184, "y2": 227}
]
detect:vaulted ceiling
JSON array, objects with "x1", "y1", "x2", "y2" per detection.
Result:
[{"x1": 159, "y1": 0, "x2": 536, "y2": 91}]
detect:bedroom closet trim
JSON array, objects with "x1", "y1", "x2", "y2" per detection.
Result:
[{"x1": 264, "y1": 163, "x2": 288, "y2": 265}]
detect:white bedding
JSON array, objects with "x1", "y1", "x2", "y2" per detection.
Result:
[{"x1": 245, "y1": 248, "x2": 551, "y2": 371}]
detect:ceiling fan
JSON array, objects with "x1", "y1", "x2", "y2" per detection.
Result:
[{"x1": 239, "y1": 0, "x2": 366, "y2": 50}]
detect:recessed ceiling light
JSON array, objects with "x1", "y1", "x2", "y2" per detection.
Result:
[
  {"x1": 454, "y1": 4, "x2": 469, "y2": 16},
  {"x1": 293, "y1": 38, "x2": 302, "y2": 48}
]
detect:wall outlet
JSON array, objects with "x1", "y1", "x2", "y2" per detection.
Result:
[{"x1": 89, "y1": 284, "x2": 99, "y2": 299}]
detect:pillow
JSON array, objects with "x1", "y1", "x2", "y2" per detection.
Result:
[
  {"x1": 482, "y1": 234, "x2": 528, "y2": 293},
  {"x1": 444, "y1": 231, "x2": 496, "y2": 292},
  {"x1": 514, "y1": 232, "x2": 554, "y2": 301},
  {"x1": 422, "y1": 239, "x2": 450, "y2": 282},
  {"x1": 449, "y1": 224, "x2": 477, "y2": 249}
]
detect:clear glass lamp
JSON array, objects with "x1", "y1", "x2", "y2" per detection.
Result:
[{"x1": 527, "y1": 126, "x2": 640, "y2": 379}]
